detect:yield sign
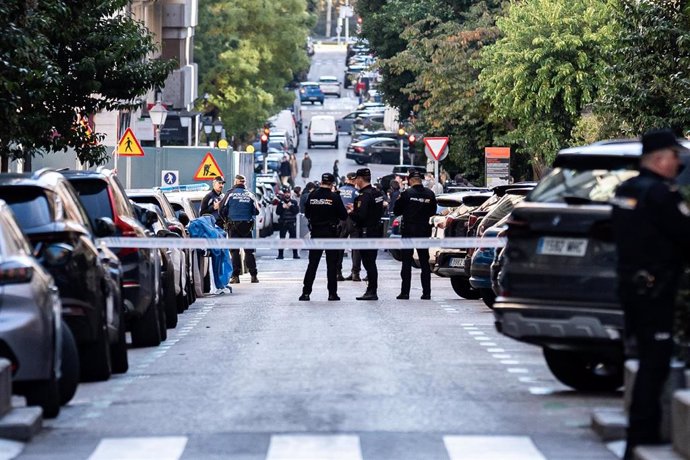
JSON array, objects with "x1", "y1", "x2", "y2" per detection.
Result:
[
  {"x1": 193, "y1": 153, "x2": 224, "y2": 181},
  {"x1": 117, "y1": 128, "x2": 144, "y2": 156},
  {"x1": 423, "y1": 137, "x2": 449, "y2": 161}
]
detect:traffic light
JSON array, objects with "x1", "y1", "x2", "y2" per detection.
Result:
[
  {"x1": 408, "y1": 134, "x2": 416, "y2": 155},
  {"x1": 260, "y1": 129, "x2": 269, "y2": 154},
  {"x1": 398, "y1": 128, "x2": 406, "y2": 139}
]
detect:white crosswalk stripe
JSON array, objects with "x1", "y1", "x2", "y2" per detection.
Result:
[
  {"x1": 266, "y1": 435, "x2": 363, "y2": 460},
  {"x1": 87, "y1": 437, "x2": 188, "y2": 460},
  {"x1": 0, "y1": 439, "x2": 24, "y2": 460},
  {"x1": 444, "y1": 436, "x2": 547, "y2": 460}
]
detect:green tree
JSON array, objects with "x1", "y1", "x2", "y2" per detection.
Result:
[
  {"x1": 0, "y1": 0, "x2": 175, "y2": 167},
  {"x1": 478, "y1": 0, "x2": 615, "y2": 176},
  {"x1": 598, "y1": 0, "x2": 690, "y2": 136},
  {"x1": 196, "y1": 0, "x2": 313, "y2": 141}
]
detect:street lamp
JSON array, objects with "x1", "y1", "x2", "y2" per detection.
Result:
[
  {"x1": 149, "y1": 100, "x2": 168, "y2": 148},
  {"x1": 213, "y1": 119, "x2": 224, "y2": 144},
  {"x1": 203, "y1": 119, "x2": 213, "y2": 146}
]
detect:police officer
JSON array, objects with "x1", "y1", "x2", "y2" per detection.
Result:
[
  {"x1": 221, "y1": 175, "x2": 261, "y2": 284},
  {"x1": 349, "y1": 168, "x2": 385, "y2": 300},
  {"x1": 300, "y1": 173, "x2": 348, "y2": 301},
  {"x1": 199, "y1": 176, "x2": 225, "y2": 224},
  {"x1": 276, "y1": 190, "x2": 301, "y2": 260},
  {"x1": 393, "y1": 169, "x2": 437, "y2": 300},
  {"x1": 612, "y1": 129, "x2": 690, "y2": 459},
  {"x1": 337, "y1": 172, "x2": 361, "y2": 281}
]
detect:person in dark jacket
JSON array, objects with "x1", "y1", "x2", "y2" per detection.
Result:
[
  {"x1": 276, "y1": 190, "x2": 301, "y2": 260},
  {"x1": 348, "y1": 168, "x2": 385, "y2": 300},
  {"x1": 279, "y1": 155, "x2": 291, "y2": 186},
  {"x1": 393, "y1": 169, "x2": 437, "y2": 300},
  {"x1": 612, "y1": 129, "x2": 690, "y2": 459},
  {"x1": 300, "y1": 173, "x2": 348, "y2": 301},
  {"x1": 301, "y1": 152, "x2": 312, "y2": 183},
  {"x1": 388, "y1": 180, "x2": 401, "y2": 217},
  {"x1": 199, "y1": 176, "x2": 226, "y2": 225},
  {"x1": 300, "y1": 182, "x2": 317, "y2": 214},
  {"x1": 337, "y1": 172, "x2": 361, "y2": 281}
]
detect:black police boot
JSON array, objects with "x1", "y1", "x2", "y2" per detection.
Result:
[
  {"x1": 396, "y1": 293, "x2": 409, "y2": 300},
  {"x1": 251, "y1": 275, "x2": 259, "y2": 283},
  {"x1": 420, "y1": 293, "x2": 431, "y2": 300},
  {"x1": 299, "y1": 293, "x2": 310, "y2": 301},
  {"x1": 337, "y1": 271, "x2": 345, "y2": 282},
  {"x1": 356, "y1": 290, "x2": 378, "y2": 301},
  {"x1": 293, "y1": 251, "x2": 301, "y2": 259},
  {"x1": 328, "y1": 294, "x2": 340, "y2": 301}
]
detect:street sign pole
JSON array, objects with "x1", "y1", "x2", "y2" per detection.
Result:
[
  {"x1": 400, "y1": 139, "x2": 404, "y2": 165},
  {"x1": 345, "y1": 0, "x2": 350, "y2": 43},
  {"x1": 126, "y1": 157, "x2": 132, "y2": 189},
  {"x1": 263, "y1": 156, "x2": 268, "y2": 174},
  {"x1": 435, "y1": 159, "x2": 439, "y2": 185}
]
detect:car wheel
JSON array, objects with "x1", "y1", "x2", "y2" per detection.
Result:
[
  {"x1": 355, "y1": 160, "x2": 365, "y2": 165},
  {"x1": 450, "y1": 276, "x2": 481, "y2": 299},
  {"x1": 320, "y1": 100, "x2": 324, "y2": 105},
  {"x1": 157, "y1": 285, "x2": 168, "y2": 341},
  {"x1": 370, "y1": 154, "x2": 382, "y2": 164},
  {"x1": 130, "y1": 295, "x2": 161, "y2": 348},
  {"x1": 79, "y1": 311, "x2": 112, "y2": 382},
  {"x1": 543, "y1": 348, "x2": 623, "y2": 392},
  {"x1": 176, "y1": 290, "x2": 189, "y2": 317},
  {"x1": 480, "y1": 288, "x2": 496, "y2": 309},
  {"x1": 23, "y1": 374, "x2": 60, "y2": 419},
  {"x1": 110, "y1": 307, "x2": 129, "y2": 374},
  {"x1": 334, "y1": 138, "x2": 339, "y2": 149},
  {"x1": 162, "y1": 269, "x2": 179, "y2": 325},
  {"x1": 308, "y1": 142, "x2": 313, "y2": 149},
  {"x1": 59, "y1": 321, "x2": 80, "y2": 405}
]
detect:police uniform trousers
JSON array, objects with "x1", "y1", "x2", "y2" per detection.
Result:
[
  {"x1": 400, "y1": 224, "x2": 432, "y2": 296},
  {"x1": 337, "y1": 218, "x2": 361, "y2": 275},
  {"x1": 302, "y1": 225, "x2": 339, "y2": 296},
  {"x1": 620, "y1": 275, "x2": 677, "y2": 458},
  {"x1": 277, "y1": 221, "x2": 299, "y2": 258},
  {"x1": 359, "y1": 228, "x2": 379, "y2": 293},
  {"x1": 228, "y1": 221, "x2": 257, "y2": 277}
]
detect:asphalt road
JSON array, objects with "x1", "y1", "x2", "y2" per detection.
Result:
[{"x1": 7, "y1": 45, "x2": 623, "y2": 460}]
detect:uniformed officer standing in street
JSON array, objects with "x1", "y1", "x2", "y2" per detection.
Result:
[
  {"x1": 348, "y1": 168, "x2": 385, "y2": 300},
  {"x1": 337, "y1": 172, "x2": 361, "y2": 281},
  {"x1": 612, "y1": 129, "x2": 690, "y2": 459},
  {"x1": 300, "y1": 173, "x2": 348, "y2": 301},
  {"x1": 393, "y1": 169, "x2": 437, "y2": 300},
  {"x1": 220, "y1": 175, "x2": 261, "y2": 284}
]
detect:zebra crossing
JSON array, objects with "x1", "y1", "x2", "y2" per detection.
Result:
[{"x1": 69, "y1": 434, "x2": 553, "y2": 460}]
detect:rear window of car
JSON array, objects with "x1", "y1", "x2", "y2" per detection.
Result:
[
  {"x1": 130, "y1": 196, "x2": 164, "y2": 215},
  {"x1": 0, "y1": 187, "x2": 54, "y2": 229},
  {"x1": 528, "y1": 168, "x2": 639, "y2": 204},
  {"x1": 69, "y1": 179, "x2": 113, "y2": 227}
]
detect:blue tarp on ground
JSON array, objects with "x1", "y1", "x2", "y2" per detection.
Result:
[{"x1": 188, "y1": 216, "x2": 233, "y2": 289}]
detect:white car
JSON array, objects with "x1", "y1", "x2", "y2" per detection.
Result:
[{"x1": 318, "y1": 75, "x2": 342, "y2": 98}]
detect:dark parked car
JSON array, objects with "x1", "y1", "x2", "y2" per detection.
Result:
[
  {"x1": 0, "y1": 200, "x2": 79, "y2": 418},
  {"x1": 494, "y1": 139, "x2": 690, "y2": 392},
  {"x1": 63, "y1": 169, "x2": 163, "y2": 348},
  {"x1": 346, "y1": 137, "x2": 411, "y2": 165},
  {"x1": 0, "y1": 170, "x2": 126, "y2": 382}
]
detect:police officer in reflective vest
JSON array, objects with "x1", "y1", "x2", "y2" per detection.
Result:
[
  {"x1": 300, "y1": 173, "x2": 348, "y2": 301},
  {"x1": 612, "y1": 129, "x2": 690, "y2": 459},
  {"x1": 221, "y1": 174, "x2": 260, "y2": 284},
  {"x1": 337, "y1": 172, "x2": 361, "y2": 281},
  {"x1": 393, "y1": 169, "x2": 437, "y2": 300},
  {"x1": 348, "y1": 168, "x2": 384, "y2": 300}
]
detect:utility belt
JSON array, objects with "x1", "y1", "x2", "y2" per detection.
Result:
[
  {"x1": 226, "y1": 220, "x2": 254, "y2": 235},
  {"x1": 360, "y1": 223, "x2": 383, "y2": 238},
  {"x1": 309, "y1": 221, "x2": 338, "y2": 238},
  {"x1": 620, "y1": 267, "x2": 676, "y2": 299}
]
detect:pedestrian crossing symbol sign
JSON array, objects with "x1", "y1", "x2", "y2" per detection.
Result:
[
  {"x1": 117, "y1": 128, "x2": 144, "y2": 156},
  {"x1": 193, "y1": 153, "x2": 224, "y2": 181}
]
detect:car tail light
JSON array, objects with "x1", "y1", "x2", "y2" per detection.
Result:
[
  {"x1": 354, "y1": 146, "x2": 365, "y2": 153},
  {"x1": 115, "y1": 218, "x2": 138, "y2": 256},
  {"x1": 392, "y1": 219, "x2": 400, "y2": 228},
  {"x1": 0, "y1": 264, "x2": 33, "y2": 284}
]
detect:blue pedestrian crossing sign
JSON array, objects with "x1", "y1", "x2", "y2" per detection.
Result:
[{"x1": 161, "y1": 170, "x2": 179, "y2": 187}]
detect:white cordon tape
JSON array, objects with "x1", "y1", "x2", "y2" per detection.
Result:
[{"x1": 97, "y1": 237, "x2": 506, "y2": 251}]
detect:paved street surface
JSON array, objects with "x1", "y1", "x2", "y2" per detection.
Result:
[{"x1": 15, "y1": 253, "x2": 620, "y2": 459}]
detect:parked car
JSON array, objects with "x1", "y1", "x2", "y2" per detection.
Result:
[
  {"x1": 318, "y1": 75, "x2": 342, "y2": 98},
  {"x1": 268, "y1": 110, "x2": 300, "y2": 150},
  {"x1": 63, "y1": 169, "x2": 163, "y2": 348},
  {"x1": 308, "y1": 115, "x2": 338, "y2": 148},
  {"x1": 336, "y1": 111, "x2": 380, "y2": 134},
  {"x1": 0, "y1": 170, "x2": 126, "y2": 382},
  {"x1": 346, "y1": 137, "x2": 411, "y2": 165},
  {"x1": 469, "y1": 216, "x2": 510, "y2": 308},
  {"x1": 0, "y1": 200, "x2": 79, "y2": 418},
  {"x1": 344, "y1": 64, "x2": 367, "y2": 88},
  {"x1": 299, "y1": 82, "x2": 325, "y2": 105},
  {"x1": 493, "y1": 139, "x2": 690, "y2": 392}
]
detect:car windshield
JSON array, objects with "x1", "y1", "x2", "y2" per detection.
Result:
[
  {"x1": 528, "y1": 167, "x2": 638, "y2": 204},
  {"x1": 70, "y1": 179, "x2": 114, "y2": 228},
  {"x1": 0, "y1": 187, "x2": 54, "y2": 229}
]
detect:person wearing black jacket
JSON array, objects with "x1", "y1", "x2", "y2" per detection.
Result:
[
  {"x1": 300, "y1": 173, "x2": 348, "y2": 301},
  {"x1": 276, "y1": 190, "x2": 301, "y2": 260},
  {"x1": 612, "y1": 129, "x2": 690, "y2": 459},
  {"x1": 349, "y1": 168, "x2": 385, "y2": 300},
  {"x1": 393, "y1": 169, "x2": 437, "y2": 300},
  {"x1": 199, "y1": 176, "x2": 226, "y2": 225}
]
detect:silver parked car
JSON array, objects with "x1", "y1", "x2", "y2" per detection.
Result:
[{"x1": 0, "y1": 200, "x2": 80, "y2": 418}]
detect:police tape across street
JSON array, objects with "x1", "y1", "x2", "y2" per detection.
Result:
[{"x1": 97, "y1": 236, "x2": 505, "y2": 251}]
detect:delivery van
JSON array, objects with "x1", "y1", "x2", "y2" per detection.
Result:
[{"x1": 308, "y1": 115, "x2": 338, "y2": 148}]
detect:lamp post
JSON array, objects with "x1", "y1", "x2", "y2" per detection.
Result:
[
  {"x1": 149, "y1": 100, "x2": 168, "y2": 149},
  {"x1": 213, "y1": 119, "x2": 224, "y2": 145},
  {"x1": 203, "y1": 119, "x2": 213, "y2": 146},
  {"x1": 398, "y1": 127, "x2": 406, "y2": 165}
]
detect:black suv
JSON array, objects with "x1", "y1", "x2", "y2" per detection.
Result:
[{"x1": 494, "y1": 139, "x2": 690, "y2": 391}]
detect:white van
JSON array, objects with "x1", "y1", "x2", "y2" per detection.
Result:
[
  {"x1": 308, "y1": 115, "x2": 338, "y2": 148},
  {"x1": 269, "y1": 110, "x2": 299, "y2": 152}
]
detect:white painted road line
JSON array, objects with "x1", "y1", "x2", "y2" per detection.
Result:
[
  {"x1": 444, "y1": 435, "x2": 547, "y2": 460},
  {"x1": 88, "y1": 437, "x2": 188, "y2": 460},
  {"x1": 266, "y1": 435, "x2": 363, "y2": 460},
  {"x1": 0, "y1": 439, "x2": 24, "y2": 460}
]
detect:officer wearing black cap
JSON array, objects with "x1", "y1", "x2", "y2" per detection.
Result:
[
  {"x1": 612, "y1": 128, "x2": 690, "y2": 459},
  {"x1": 393, "y1": 169, "x2": 437, "y2": 300},
  {"x1": 199, "y1": 175, "x2": 226, "y2": 225},
  {"x1": 299, "y1": 173, "x2": 348, "y2": 301},
  {"x1": 348, "y1": 168, "x2": 385, "y2": 300}
]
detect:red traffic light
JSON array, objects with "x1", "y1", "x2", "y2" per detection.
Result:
[
  {"x1": 260, "y1": 134, "x2": 268, "y2": 142},
  {"x1": 408, "y1": 134, "x2": 416, "y2": 143},
  {"x1": 357, "y1": 17, "x2": 362, "y2": 24}
]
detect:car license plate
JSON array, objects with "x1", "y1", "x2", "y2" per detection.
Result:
[
  {"x1": 448, "y1": 257, "x2": 465, "y2": 268},
  {"x1": 309, "y1": 97, "x2": 317, "y2": 100},
  {"x1": 537, "y1": 237, "x2": 588, "y2": 257}
]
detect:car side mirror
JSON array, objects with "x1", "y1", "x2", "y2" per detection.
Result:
[
  {"x1": 176, "y1": 211, "x2": 190, "y2": 226},
  {"x1": 94, "y1": 217, "x2": 116, "y2": 238}
]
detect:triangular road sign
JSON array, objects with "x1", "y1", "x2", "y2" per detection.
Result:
[
  {"x1": 117, "y1": 128, "x2": 144, "y2": 156},
  {"x1": 194, "y1": 153, "x2": 224, "y2": 181},
  {"x1": 424, "y1": 137, "x2": 449, "y2": 161}
]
